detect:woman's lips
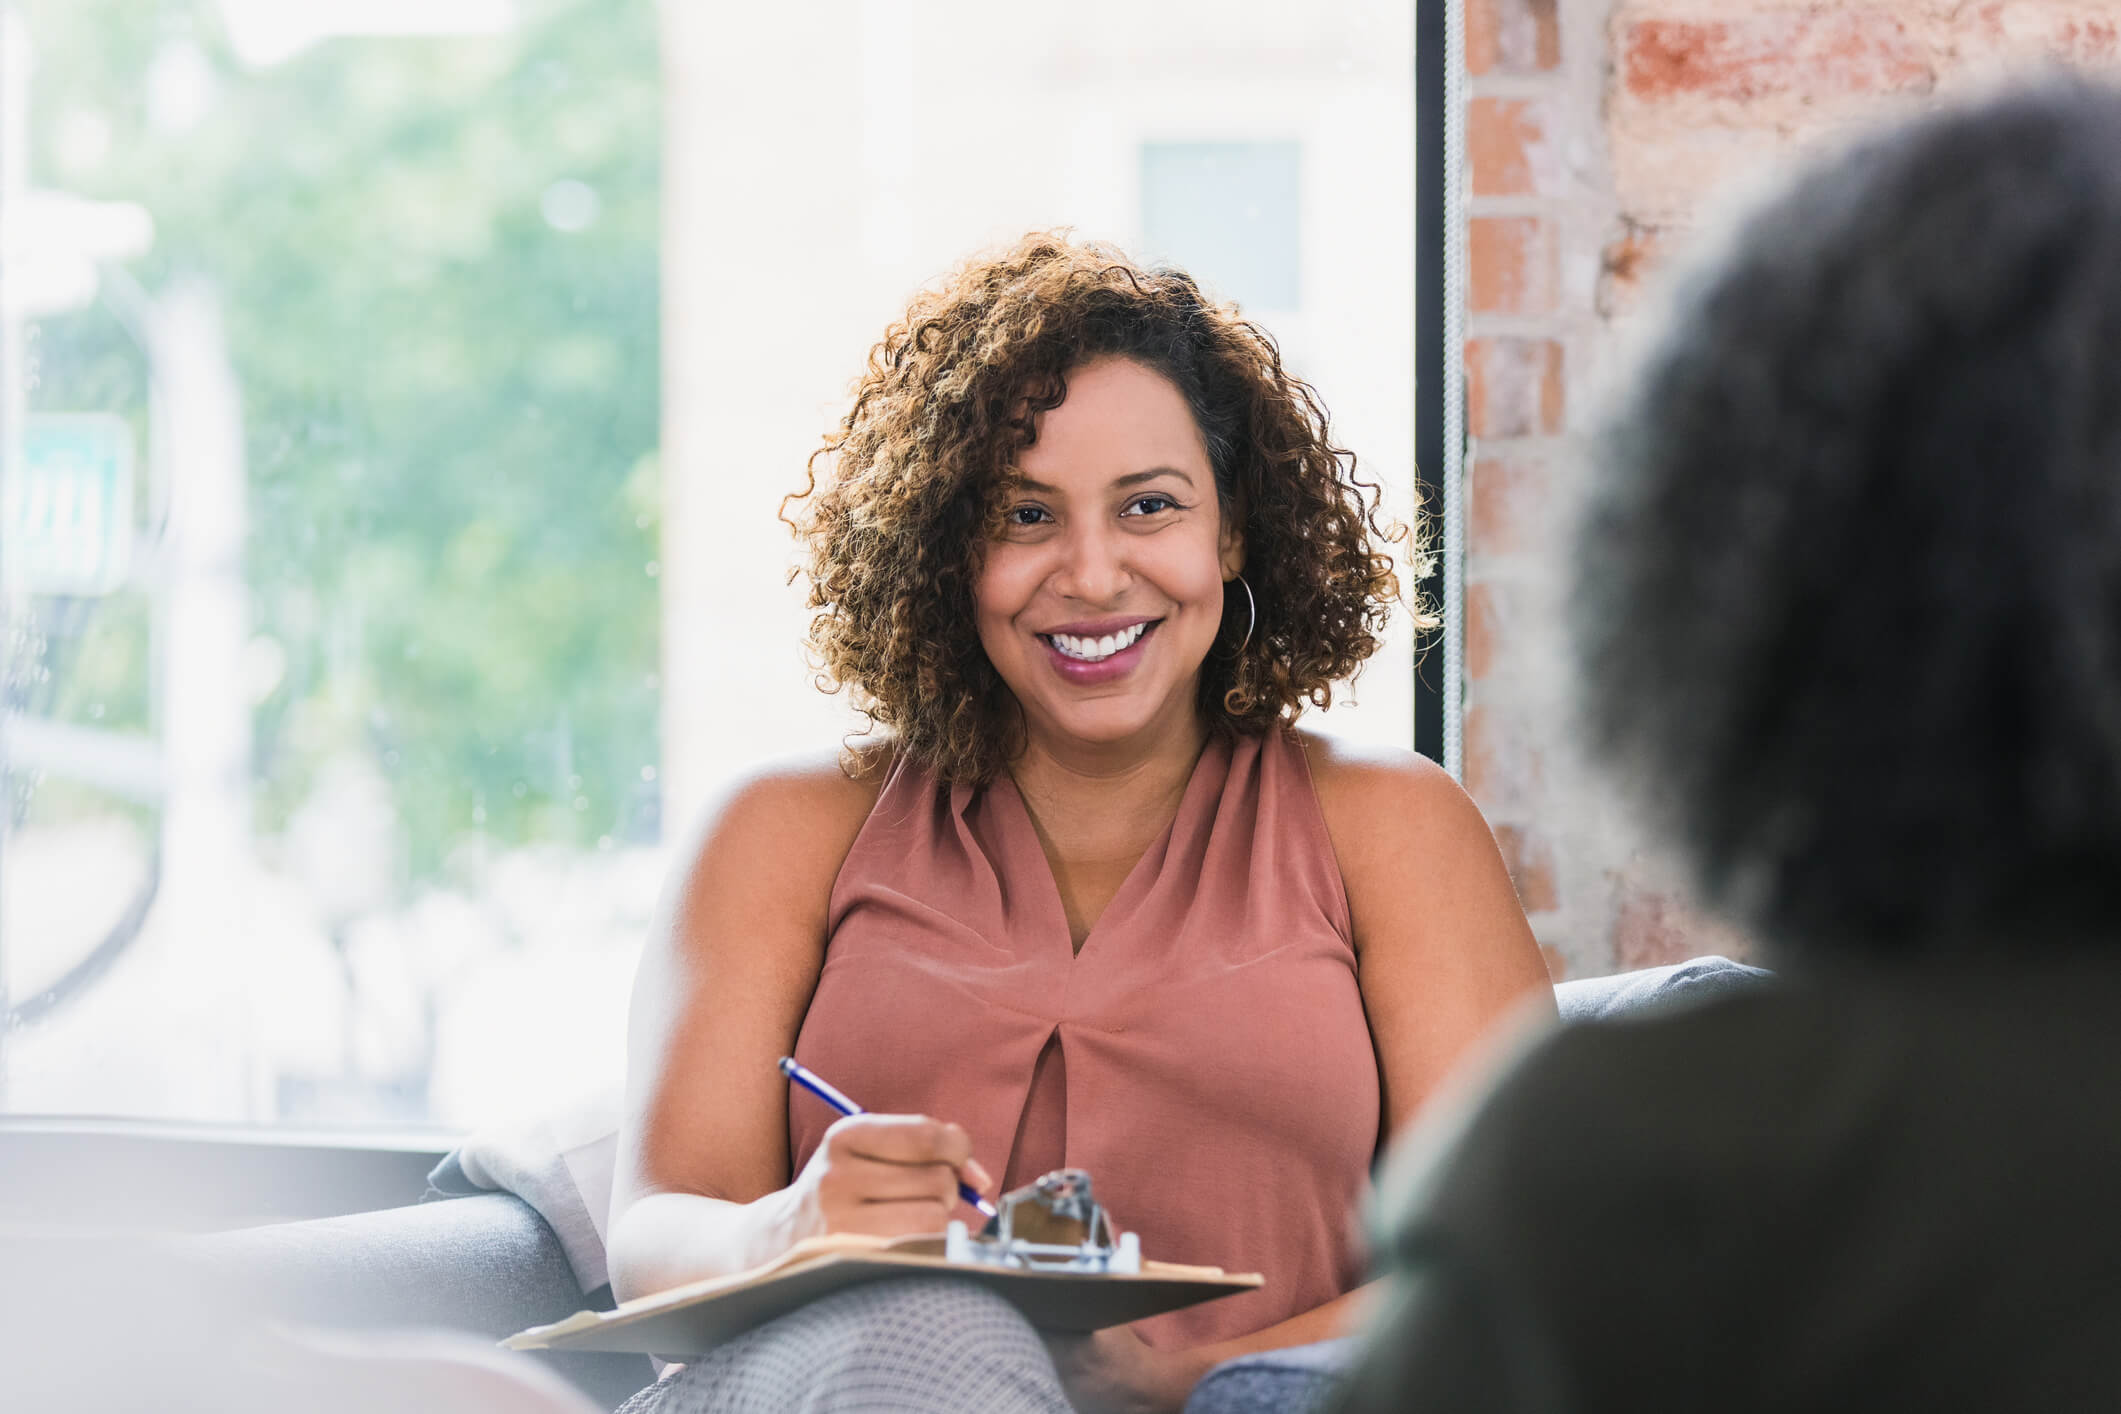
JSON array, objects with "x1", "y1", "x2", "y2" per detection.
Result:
[{"x1": 1040, "y1": 621, "x2": 1158, "y2": 685}]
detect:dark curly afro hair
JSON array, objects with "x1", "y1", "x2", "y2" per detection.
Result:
[
  {"x1": 1574, "y1": 80, "x2": 2121, "y2": 959},
  {"x1": 786, "y1": 232, "x2": 1415, "y2": 784}
]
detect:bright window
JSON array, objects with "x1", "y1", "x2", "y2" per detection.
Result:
[{"x1": 0, "y1": 0, "x2": 1419, "y2": 1131}]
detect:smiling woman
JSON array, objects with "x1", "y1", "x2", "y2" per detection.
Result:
[
  {"x1": 785, "y1": 234, "x2": 1408, "y2": 785},
  {"x1": 605, "y1": 233, "x2": 1552, "y2": 1413}
]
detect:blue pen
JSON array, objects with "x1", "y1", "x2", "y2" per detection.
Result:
[{"x1": 778, "y1": 1055, "x2": 999, "y2": 1220}]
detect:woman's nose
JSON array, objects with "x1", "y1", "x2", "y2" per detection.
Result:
[{"x1": 1053, "y1": 524, "x2": 1129, "y2": 603}]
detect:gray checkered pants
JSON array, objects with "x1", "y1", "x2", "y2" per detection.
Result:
[{"x1": 614, "y1": 1277, "x2": 1077, "y2": 1413}]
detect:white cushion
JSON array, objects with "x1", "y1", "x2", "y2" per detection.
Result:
[{"x1": 452, "y1": 1084, "x2": 622, "y2": 1295}]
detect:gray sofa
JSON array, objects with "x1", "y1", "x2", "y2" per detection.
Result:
[{"x1": 205, "y1": 957, "x2": 1768, "y2": 1413}]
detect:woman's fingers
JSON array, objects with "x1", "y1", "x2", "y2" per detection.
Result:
[
  {"x1": 828, "y1": 1151, "x2": 962, "y2": 1204},
  {"x1": 816, "y1": 1157, "x2": 954, "y2": 1238},
  {"x1": 850, "y1": 1196, "x2": 957, "y2": 1238},
  {"x1": 810, "y1": 1115, "x2": 998, "y2": 1237},
  {"x1": 823, "y1": 1114, "x2": 991, "y2": 1192},
  {"x1": 827, "y1": 1114, "x2": 975, "y2": 1170}
]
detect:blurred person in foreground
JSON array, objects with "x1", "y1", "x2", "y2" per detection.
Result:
[{"x1": 1339, "y1": 79, "x2": 2121, "y2": 1412}]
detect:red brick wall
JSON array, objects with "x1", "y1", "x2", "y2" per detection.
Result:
[{"x1": 1459, "y1": 0, "x2": 2118, "y2": 978}]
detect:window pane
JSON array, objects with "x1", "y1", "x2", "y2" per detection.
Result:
[
  {"x1": 1141, "y1": 141, "x2": 1305, "y2": 312},
  {"x1": 2, "y1": 0, "x2": 659, "y2": 1128},
  {"x1": 0, "y1": 0, "x2": 1416, "y2": 1130}
]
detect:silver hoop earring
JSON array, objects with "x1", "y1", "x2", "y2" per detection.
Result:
[{"x1": 1228, "y1": 575, "x2": 1256, "y2": 657}]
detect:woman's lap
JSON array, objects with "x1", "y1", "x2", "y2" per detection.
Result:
[{"x1": 615, "y1": 1276, "x2": 1075, "y2": 1414}]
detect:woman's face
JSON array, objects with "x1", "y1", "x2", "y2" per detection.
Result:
[{"x1": 974, "y1": 355, "x2": 1244, "y2": 756}]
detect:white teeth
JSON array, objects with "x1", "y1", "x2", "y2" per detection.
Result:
[{"x1": 1049, "y1": 622, "x2": 1149, "y2": 662}]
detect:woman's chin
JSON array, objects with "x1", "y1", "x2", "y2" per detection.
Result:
[{"x1": 1025, "y1": 687, "x2": 1196, "y2": 753}]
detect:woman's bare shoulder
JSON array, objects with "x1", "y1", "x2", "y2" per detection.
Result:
[
  {"x1": 1291, "y1": 727, "x2": 1461, "y2": 810},
  {"x1": 706, "y1": 741, "x2": 895, "y2": 818},
  {"x1": 668, "y1": 743, "x2": 898, "y2": 905},
  {"x1": 1290, "y1": 727, "x2": 1495, "y2": 880}
]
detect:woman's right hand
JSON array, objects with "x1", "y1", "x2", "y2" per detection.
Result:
[{"x1": 787, "y1": 1113, "x2": 995, "y2": 1240}]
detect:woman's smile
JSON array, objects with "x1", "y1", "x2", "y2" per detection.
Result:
[{"x1": 1039, "y1": 617, "x2": 1163, "y2": 683}]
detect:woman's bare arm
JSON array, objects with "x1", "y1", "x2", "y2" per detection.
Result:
[
  {"x1": 1300, "y1": 733, "x2": 1556, "y2": 1148},
  {"x1": 605, "y1": 754, "x2": 883, "y2": 1302}
]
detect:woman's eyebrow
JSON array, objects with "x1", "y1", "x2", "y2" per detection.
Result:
[
  {"x1": 1014, "y1": 467, "x2": 1196, "y2": 494},
  {"x1": 1113, "y1": 467, "x2": 1195, "y2": 489}
]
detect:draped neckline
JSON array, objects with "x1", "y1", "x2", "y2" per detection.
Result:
[{"x1": 986, "y1": 734, "x2": 1228, "y2": 963}]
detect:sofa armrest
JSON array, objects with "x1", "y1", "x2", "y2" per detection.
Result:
[
  {"x1": 195, "y1": 1192, "x2": 650, "y2": 1410},
  {"x1": 1554, "y1": 954, "x2": 1769, "y2": 1024},
  {"x1": 1185, "y1": 1336, "x2": 1360, "y2": 1413}
]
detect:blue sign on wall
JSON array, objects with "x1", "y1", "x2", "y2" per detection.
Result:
[{"x1": 5, "y1": 413, "x2": 136, "y2": 596}]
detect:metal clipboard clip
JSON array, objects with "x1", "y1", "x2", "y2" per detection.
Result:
[{"x1": 943, "y1": 1168, "x2": 1142, "y2": 1273}]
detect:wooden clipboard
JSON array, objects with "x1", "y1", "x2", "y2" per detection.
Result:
[{"x1": 503, "y1": 1232, "x2": 1262, "y2": 1357}]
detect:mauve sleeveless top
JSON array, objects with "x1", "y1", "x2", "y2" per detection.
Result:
[{"x1": 787, "y1": 729, "x2": 1381, "y2": 1348}]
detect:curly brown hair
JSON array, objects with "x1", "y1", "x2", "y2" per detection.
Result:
[{"x1": 785, "y1": 232, "x2": 1419, "y2": 784}]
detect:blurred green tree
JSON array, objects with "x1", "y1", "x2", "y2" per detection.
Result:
[{"x1": 22, "y1": 0, "x2": 661, "y2": 883}]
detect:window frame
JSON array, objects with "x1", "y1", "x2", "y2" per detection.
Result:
[{"x1": 1413, "y1": 0, "x2": 1463, "y2": 771}]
